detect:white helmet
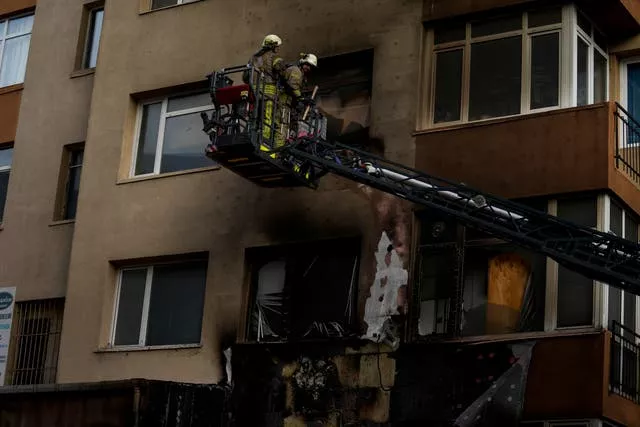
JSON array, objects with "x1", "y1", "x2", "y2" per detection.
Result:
[
  {"x1": 299, "y1": 53, "x2": 318, "y2": 68},
  {"x1": 262, "y1": 34, "x2": 282, "y2": 48}
]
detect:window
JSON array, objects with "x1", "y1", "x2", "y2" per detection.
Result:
[
  {"x1": 112, "y1": 260, "x2": 207, "y2": 347},
  {"x1": 607, "y1": 199, "x2": 639, "y2": 337},
  {"x1": 0, "y1": 14, "x2": 33, "y2": 88},
  {"x1": 246, "y1": 238, "x2": 360, "y2": 342},
  {"x1": 416, "y1": 208, "x2": 547, "y2": 338},
  {"x1": 83, "y1": 7, "x2": 103, "y2": 69},
  {"x1": 556, "y1": 197, "x2": 597, "y2": 328},
  {"x1": 58, "y1": 145, "x2": 83, "y2": 220},
  {"x1": 132, "y1": 91, "x2": 213, "y2": 177},
  {"x1": 576, "y1": 11, "x2": 608, "y2": 105},
  {"x1": 6, "y1": 298, "x2": 64, "y2": 386},
  {"x1": 0, "y1": 146, "x2": 13, "y2": 223},
  {"x1": 431, "y1": 8, "x2": 562, "y2": 124},
  {"x1": 150, "y1": 0, "x2": 199, "y2": 10},
  {"x1": 428, "y1": 5, "x2": 608, "y2": 125}
]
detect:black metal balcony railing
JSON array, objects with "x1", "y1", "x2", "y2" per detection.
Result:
[
  {"x1": 614, "y1": 103, "x2": 640, "y2": 185},
  {"x1": 610, "y1": 321, "x2": 640, "y2": 403}
]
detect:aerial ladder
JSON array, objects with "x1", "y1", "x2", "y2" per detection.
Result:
[{"x1": 200, "y1": 64, "x2": 640, "y2": 297}]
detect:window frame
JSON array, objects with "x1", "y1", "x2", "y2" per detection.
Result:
[
  {"x1": 149, "y1": 0, "x2": 200, "y2": 11},
  {"x1": 242, "y1": 237, "x2": 361, "y2": 344},
  {"x1": 130, "y1": 90, "x2": 214, "y2": 178},
  {"x1": 575, "y1": 10, "x2": 609, "y2": 106},
  {"x1": 0, "y1": 12, "x2": 34, "y2": 88},
  {"x1": 425, "y1": 4, "x2": 608, "y2": 128},
  {"x1": 109, "y1": 261, "x2": 207, "y2": 349},
  {"x1": 57, "y1": 144, "x2": 84, "y2": 221},
  {"x1": 81, "y1": 5, "x2": 104, "y2": 70},
  {"x1": 0, "y1": 145, "x2": 13, "y2": 223},
  {"x1": 601, "y1": 195, "x2": 640, "y2": 336}
]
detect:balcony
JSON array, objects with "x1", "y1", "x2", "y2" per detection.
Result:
[
  {"x1": 523, "y1": 331, "x2": 640, "y2": 426},
  {"x1": 415, "y1": 102, "x2": 640, "y2": 214}
]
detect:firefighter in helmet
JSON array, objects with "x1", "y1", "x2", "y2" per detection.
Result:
[{"x1": 244, "y1": 34, "x2": 287, "y2": 147}]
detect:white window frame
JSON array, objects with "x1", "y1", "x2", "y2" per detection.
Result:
[
  {"x1": 110, "y1": 262, "x2": 207, "y2": 349},
  {"x1": 574, "y1": 10, "x2": 609, "y2": 106},
  {"x1": 0, "y1": 13, "x2": 34, "y2": 88},
  {"x1": 425, "y1": 4, "x2": 608, "y2": 128},
  {"x1": 545, "y1": 195, "x2": 605, "y2": 331},
  {"x1": 110, "y1": 267, "x2": 154, "y2": 349},
  {"x1": 151, "y1": 0, "x2": 199, "y2": 10},
  {"x1": 130, "y1": 90, "x2": 214, "y2": 178},
  {"x1": 600, "y1": 194, "x2": 640, "y2": 337}
]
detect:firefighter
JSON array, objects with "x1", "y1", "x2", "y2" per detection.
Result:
[
  {"x1": 243, "y1": 34, "x2": 286, "y2": 148},
  {"x1": 279, "y1": 53, "x2": 318, "y2": 180}
]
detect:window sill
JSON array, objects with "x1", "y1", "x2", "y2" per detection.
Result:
[
  {"x1": 70, "y1": 68, "x2": 95, "y2": 79},
  {"x1": 139, "y1": 0, "x2": 204, "y2": 15},
  {"x1": 95, "y1": 343, "x2": 201, "y2": 353},
  {"x1": 117, "y1": 165, "x2": 220, "y2": 185},
  {"x1": 0, "y1": 83, "x2": 24, "y2": 96},
  {"x1": 49, "y1": 219, "x2": 75, "y2": 227}
]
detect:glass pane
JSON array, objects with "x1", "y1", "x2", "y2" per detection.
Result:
[
  {"x1": 0, "y1": 147, "x2": 13, "y2": 168},
  {"x1": 530, "y1": 33, "x2": 559, "y2": 109},
  {"x1": 577, "y1": 12, "x2": 592, "y2": 35},
  {"x1": 609, "y1": 285, "x2": 622, "y2": 328},
  {"x1": 0, "y1": 22, "x2": 5, "y2": 39},
  {"x1": 7, "y1": 15, "x2": 33, "y2": 36},
  {"x1": 556, "y1": 197, "x2": 597, "y2": 328},
  {"x1": 626, "y1": 215, "x2": 638, "y2": 242},
  {"x1": 594, "y1": 51, "x2": 607, "y2": 103},
  {"x1": 594, "y1": 29, "x2": 607, "y2": 52},
  {"x1": 64, "y1": 162, "x2": 82, "y2": 220},
  {"x1": 0, "y1": 34, "x2": 31, "y2": 87},
  {"x1": 628, "y1": 63, "x2": 640, "y2": 126},
  {"x1": 85, "y1": 9, "x2": 103, "y2": 69},
  {"x1": 469, "y1": 36, "x2": 522, "y2": 121},
  {"x1": 114, "y1": 269, "x2": 147, "y2": 346},
  {"x1": 611, "y1": 201, "x2": 623, "y2": 236},
  {"x1": 434, "y1": 49, "x2": 463, "y2": 123},
  {"x1": 160, "y1": 111, "x2": 213, "y2": 173},
  {"x1": 624, "y1": 292, "x2": 636, "y2": 340},
  {"x1": 528, "y1": 7, "x2": 562, "y2": 27},
  {"x1": 577, "y1": 37, "x2": 588, "y2": 106},
  {"x1": 134, "y1": 103, "x2": 162, "y2": 175},
  {"x1": 0, "y1": 170, "x2": 9, "y2": 223},
  {"x1": 146, "y1": 261, "x2": 207, "y2": 346},
  {"x1": 167, "y1": 92, "x2": 211, "y2": 112},
  {"x1": 471, "y1": 14, "x2": 521, "y2": 37},
  {"x1": 151, "y1": 0, "x2": 178, "y2": 9},
  {"x1": 434, "y1": 23, "x2": 465, "y2": 44},
  {"x1": 70, "y1": 149, "x2": 83, "y2": 167}
]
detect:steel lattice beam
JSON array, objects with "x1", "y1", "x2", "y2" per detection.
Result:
[{"x1": 282, "y1": 140, "x2": 640, "y2": 296}]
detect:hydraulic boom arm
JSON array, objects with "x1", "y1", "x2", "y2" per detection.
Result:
[{"x1": 201, "y1": 64, "x2": 640, "y2": 296}]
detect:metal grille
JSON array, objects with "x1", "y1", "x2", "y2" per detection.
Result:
[
  {"x1": 609, "y1": 321, "x2": 640, "y2": 403},
  {"x1": 6, "y1": 298, "x2": 64, "y2": 386},
  {"x1": 614, "y1": 102, "x2": 640, "y2": 186}
]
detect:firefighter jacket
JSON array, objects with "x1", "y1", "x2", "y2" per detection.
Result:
[
  {"x1": 246, "y1": 49, "x2": 285, "y2": 84},
  {"x1": 282, "y1": 64, "x2": 305, "y2": 99}
]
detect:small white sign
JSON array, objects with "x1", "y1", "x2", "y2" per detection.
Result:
[{"x1": 0, "y1": 287, "x2": 16, "y2": 386}]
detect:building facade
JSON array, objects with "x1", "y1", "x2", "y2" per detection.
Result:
[{"x1": 1, "y1": 0, "x2": 640, "y2": 425}]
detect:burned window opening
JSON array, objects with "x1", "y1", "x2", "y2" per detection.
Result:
[
  {"x1": 306, "y1": 49, "x2": 373, "y2": 149},
  {"x1": 247, "y1": 238, "x2": 361, "y2": 342},
  {"x1": 415, "y1": 211, "x2": 546, "y2": 339}
]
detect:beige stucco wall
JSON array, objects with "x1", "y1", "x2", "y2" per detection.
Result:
[
  {"x1": 0, "y1": 0, "x2": 94, "y2": 301},
  {"x1": 55, "y1": 0, "x2": 422, "y2": 384}
]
